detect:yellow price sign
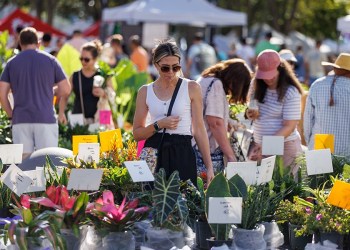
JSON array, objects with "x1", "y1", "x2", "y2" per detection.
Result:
[
  {"x1": 314, "y1": 134, "x2": 334, "y2": 153},
  {"x1": 99, "y1": 129, "x2": 123, "y2": 152},
  {"x1": 327, "y1": 180, "x2": 350, "y2": 210},
  {"x1": 72, "y1": 135, "x2": 98, "y2": 155}
]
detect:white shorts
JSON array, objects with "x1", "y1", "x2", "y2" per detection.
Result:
[{"x1": 12, "y1": 123, "x2": 58, "y2": 154}]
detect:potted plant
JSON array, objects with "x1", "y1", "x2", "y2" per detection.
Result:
[
  {"x1": 86, "y1": 190, "x2": 150, "y2": 250},
  {"x1": 0, "y1": 159, "x2": 13, "y2": 219},
  {"x1": 30, "y1": 185, "x2": 89, "y2": 249},
  {"x1": 275, "y1": 198, "x2": 313, "y2": 249},
  {"x1": 146, "y1": 169, "x2": 189, "y2": 250},
  {"x1": 180, "y1": 177, "x2": 212, "y2": 249},
  {"x1": 295, "y1": 185, "x2": 350, "y2": 249},
  {"x1": 1, "y1": 195, "x2": 66, "y2": 250},
  {"x1": 205, "y1": 173, "x2": 261, "y2": 248}
]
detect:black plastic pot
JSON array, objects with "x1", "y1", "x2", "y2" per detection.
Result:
[
  {"x1": 320, "y1": 231, "x2": 344, "y2": 249},
  {"x1": 195, "y1": 220, "x2": 212, "y2": 249},
  {"x1": 288, "y1": 223, "x2": 312, "y2": 250}
]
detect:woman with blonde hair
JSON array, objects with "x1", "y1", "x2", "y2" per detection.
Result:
[{"x1": 134, "y1": 39, "x2": 214, "y2": 185}]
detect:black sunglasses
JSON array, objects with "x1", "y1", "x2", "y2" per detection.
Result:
[
  {"x1": 157, "y1": 63, "x2": 181, "y2": 73},
  {"x1": 80, "y1": 57, "x2": 91, "y2": 63}
]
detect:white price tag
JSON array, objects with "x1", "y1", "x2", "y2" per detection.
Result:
[
  {"x1": 262, "y1": 136, "x2": 284, "y2": 155},
  {"x1": 124, "y1": 161, "x2": 154, "y2": 182},
  {"x1": 67, "y1": 169, "x2": 103, "y2": 190},
  {"x1": 208, "y1": 197, "x2": 242, "y2": 224},
  {"x1": 0, "y1": 164, "x2": 32, "y2": 196},
  {"x1": 78, "y1": 143, "x2": 100, "y2": 163},
  {"x1": 0, "y1": 144, "x2": 23, "y2": 164},
  {"x1": 306, "y1": 149, "x2": 333, "y2": 175},
  {"x1": 24, "y1": 170, "x2": 46, "y2": 193}
]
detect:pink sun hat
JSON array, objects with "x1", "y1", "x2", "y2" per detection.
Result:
[{"x1": 256, "y1": 49, "x2": 281, "y2": 80}]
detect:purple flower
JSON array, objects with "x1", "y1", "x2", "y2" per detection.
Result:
[
  {"x1": 316, "y1": 213, "x2": 323, "y2": 221},
  {"x1": 305, "y1": 207, "x2": 312, "y2": 214}
]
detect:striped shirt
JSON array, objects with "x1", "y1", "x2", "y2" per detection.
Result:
[
  {"x1": 253, "y1": 86, "x2": 301, "y2": 144},
  {"x1": 304, "y1": 75, "x2": 350, "y2": 157}
]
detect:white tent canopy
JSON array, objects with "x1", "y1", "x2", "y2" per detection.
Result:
[
  {"x1": 102, "y1": 0, "x2": 247, "y2": 27},
  {"x1": 337, "y1": 15, "x2": 350, "y2": 33}
]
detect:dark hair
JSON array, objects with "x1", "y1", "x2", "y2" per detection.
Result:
[
  {"x1": 16, "y1": 25, "x2": 24, "y2": 34},
  {"x1": 81, "y1": 40, "x2": 102, "y2": 59},
  {"x1": 72, "y1": 30, "x2": 82, "y2": 35},
  {"x1": 194, "y1": 32, "x2": 204, "y2": 41},
  {"x1": 265, "y1": 32, "x2": 273, "y2": 39},
  {"x1": 42, "y1": 33, "x2": 52, "y2": 42},
  {"x1": 110, "y1": 34, "x2": 123, "y2": 46},
  {"x1": 19, "y1": 27, "x2": 39, "y2": 46},
  {"x1": 202, "y1": 58, "x2": 252, "y2": 104},
  {"x1": 152, "y1": 38, "x2": 181, "y2": 64},
  {"x1": 254, "y1": 59, "x2": 303, "y2": 103}
]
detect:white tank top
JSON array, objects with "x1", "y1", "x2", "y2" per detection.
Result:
[{"x1": 146, "y1": 78, "x2": 192, "y2": 135}]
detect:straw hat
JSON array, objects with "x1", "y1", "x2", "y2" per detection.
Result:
[{"x1": 321, "y1": 53, "x2": 350, "y2": 71}]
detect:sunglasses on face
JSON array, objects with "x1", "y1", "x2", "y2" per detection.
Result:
[
  {"x1": 80, "y1": 57, "x2": 91, "y2": 63},
  {"x1": 157, "y1": 63, "x2": 181, "y2": 73}
]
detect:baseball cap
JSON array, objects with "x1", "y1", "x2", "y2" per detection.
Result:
[
  {"x1": 279, "y1": 49, "x2": 297, "y2": 63},
  {"x1": 256, "y1": 49, "x2": 281, "y2": 80}
]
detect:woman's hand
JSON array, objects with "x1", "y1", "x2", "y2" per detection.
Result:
[
  {"x1": 92, "y1": 87, "x2": 105, "y2": 97},
  {"x1": 246, "y1": 108, "x2": 259, "y2": 120},
  {"x1": 58, "y1": 112, "x2": 67, "y2": 125},
  {"x1": 206, "y1": 167, "x2": 214, "y2": 184},
  {"x1": 158, "y1": 116, "x2": 180, "y2": 130}
]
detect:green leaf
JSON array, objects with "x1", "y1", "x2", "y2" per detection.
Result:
[
  {"x1": 73, "y1": 192, "x2": 88, "y2": 217},
  {"x1": 342, "y1": 164, "x2": 350, "y2": 179},
  {"x1": 152, "y1": 169, "x2": 182, "y2": 228},
  {"x1": 228, "y1": 174, "x2": 247, "y2": 199},
  {"x1": 22, "y1": 208, "x2": 33, "y2": 224},
  {"x1": 15, "y1": 226, "x2": 28, "y2": 250}
]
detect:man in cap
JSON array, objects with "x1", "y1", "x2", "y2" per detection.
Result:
[{"x1": 304, "y1": 53, "x2": 350, "y2": 158}]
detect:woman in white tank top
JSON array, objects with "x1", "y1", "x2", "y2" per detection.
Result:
[{"x1": 133, "y1": 39, "x2": 214, "y2": 185}]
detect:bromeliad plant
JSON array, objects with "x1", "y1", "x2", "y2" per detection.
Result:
[
  {"x1": 86, "y1": 190, "x2": 150, "y2": 236},
  {"x1": 1, "y1": 194, "x2": 66, "y2": 250},
  {"x1": 30, "y1": 185, "x2": 89, "y2": 236},
  {"x1": 152, "y1": 169, "x2": 189, "y2": 231}
]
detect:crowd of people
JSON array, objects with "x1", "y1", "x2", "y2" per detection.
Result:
[{"x1": 1, "y1": 26, "x2": 350, "y2": 185}]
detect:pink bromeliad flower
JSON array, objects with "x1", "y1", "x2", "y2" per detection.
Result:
[
  {"x1": 87, "y1": 190, "x2": 149, "y2": 227},
  {"x1": 20, "y1": 194, "x2": 31, "y2": 209},
  {"x1": 316, "y1": 213, "x2": 323, "y2": 221},
  {"x1": 31, "y1": 186, "x2": 76, "y2": 212}
]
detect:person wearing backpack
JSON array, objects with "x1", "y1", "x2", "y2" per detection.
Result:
[{"x1": 185, "y1": 32, "x2": 217, "y2": 80}]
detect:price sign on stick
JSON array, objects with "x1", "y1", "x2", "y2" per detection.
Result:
[
  {"x1": 124, "y1": 161, "x2": 154, "y2": 182},
  {"x1": 67, "y1": 169, "x2": 103, "y2": 191},
  {"x1": 262, "y1": 136, "x2": 284, "y2": 155},
  {"x1": 0, "y1": 144, "x2": 23, "y2": 164},
  {"x1": 0, "y1": 164, "x2": 32, "y2": 196},
  {"x1": 208, "y1": 197, "x2": 242, "y2": 224}
]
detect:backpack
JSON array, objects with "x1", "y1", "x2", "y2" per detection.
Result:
[{"x1": 193, "y1": 43, "x2": 217, "y2": 73}]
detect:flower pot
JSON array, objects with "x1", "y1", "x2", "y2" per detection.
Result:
[
  {"x1": 278, "y1": 222, "x2": 290, "y2": 246},
  {"x1": 319, "y1": 231, "x2": 344, "y2": 249},
  {"x1": 288, "y1": 223, "x2": 312, "y2": 250},
  {"x1": 145, "y1": 228, "x2": 185, "y2": 250},
  {"x1": 79, "y1": 226, "x2": 103, "y2": 250},
  {"x1": 195, "y1": 220, "x2": 212, "y2": 249},
  {"x1": 231, "y1": 225, "x2": 266, "y2": 250},
  {"x1": 262, "y1": 221, "x2": 284, "y2": 248},
  {"x1": 26, "y1": 237, "x2": 53, "y2": 250},
  {"x1": 102, "y1": 231, "x2": 135, "y2": 250},
  {"x1": 61, "y1": 229, "x2": 80, "y2": 250},
  {"x1": 206, "y1": 237, "x2": 232, "y2": 248}
]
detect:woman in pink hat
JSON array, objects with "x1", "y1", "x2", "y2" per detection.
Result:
[{"x1": 246, "y1": 49, "x2": 304, "y2": 176}]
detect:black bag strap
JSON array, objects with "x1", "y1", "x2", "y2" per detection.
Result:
[
  {"x1": 203, "y1": 78, "x2": 217, "y2": 115},
  {"x1": 157, "y1": 77, "x2": 183, "y2": 147}
]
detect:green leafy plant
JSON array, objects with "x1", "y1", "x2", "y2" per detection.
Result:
[
  {"x1": 295, "y1": 184, "x2": 350, "y2": 236},
  {"x1": 0, "y1": 159, "x2": 12, "y2": 210},
  {"x1": 152, "y1": 169, "x2": 189, "y2": 231},
  {"x1": 0, "y1": 108, "x2": 12, "y2": 144},
  {"x1": 275, "y1": 198, "x2": 310, "y2": 227},
  {"x1": 205, "y1": 173, "x2": 247, "y2": 240},
  {"x1": 1, "y1": 195, "x2": 66, "y2": 250}
]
